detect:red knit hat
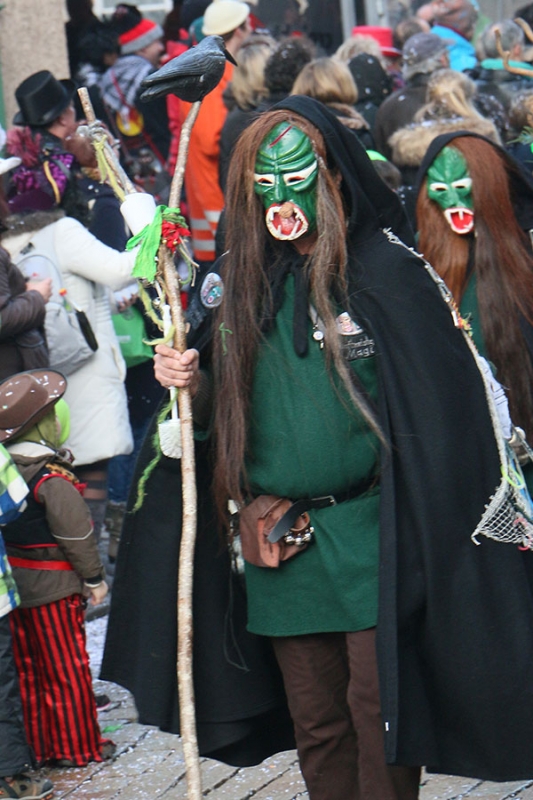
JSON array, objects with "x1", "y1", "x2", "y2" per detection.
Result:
[{"x1": 119, "y1": 18, "x2": 163, "y2": 54}]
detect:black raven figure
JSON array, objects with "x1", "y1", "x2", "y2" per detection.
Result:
[{"x1": 140, "y1": 35, "x2": 237, "y2": 104}]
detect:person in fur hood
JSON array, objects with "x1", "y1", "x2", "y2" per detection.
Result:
[{"x1": 388, "y1": 68, "x2": 501, "y2": 223}]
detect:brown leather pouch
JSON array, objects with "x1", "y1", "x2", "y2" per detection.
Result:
[{"x1": 239, "y1": 495, "x2": 312, "y2": 568}]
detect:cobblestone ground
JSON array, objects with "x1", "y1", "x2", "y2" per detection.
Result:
[{"x1": 35, "y1": 615, "x2": 533, "y2": 799}]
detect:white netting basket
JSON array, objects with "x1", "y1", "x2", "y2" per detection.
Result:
[
  {"x1": 383, "y1": 228, "x2": 533, "y2": 551},
  {"x1": 472, "y1": 444, "x2": 533, "y2": 549}
]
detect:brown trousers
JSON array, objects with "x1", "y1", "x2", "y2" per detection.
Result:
[{"x1": 272, "y1": 629, "x2": 420, "y2": 800}]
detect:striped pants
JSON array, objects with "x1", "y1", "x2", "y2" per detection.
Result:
[{"x1": 9, "y1": 594, "x2": 104, "y2": 766}]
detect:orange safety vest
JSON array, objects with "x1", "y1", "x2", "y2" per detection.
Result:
[{"x1": 180, "y1": 60, "x2": 233, "y2": 262}]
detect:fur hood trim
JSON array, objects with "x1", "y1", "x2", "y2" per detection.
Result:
[
  {"x1": 3, "y1": 209, "x2": 65, "y2": 236},
  {"x1": 328, "y1": 102, "x2": 370, "y2": 131},
  {"x1": 389, "y1": 116, "x2": 500, "y2": 168},
  {"x1": 1, "y1": 210, "x2": 65, "y2": 260}
]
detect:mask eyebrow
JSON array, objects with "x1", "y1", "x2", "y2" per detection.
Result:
[
  {"x1": 282, "y1": 161, "x2": 318, "y2": 183},
  {"x1": 268, "y1": 125, "x2": 293, "y2": 147}
]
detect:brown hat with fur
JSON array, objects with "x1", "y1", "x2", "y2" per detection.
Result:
[{"x1": 0, "y1": 370, "x2": 66, "y2": 444}]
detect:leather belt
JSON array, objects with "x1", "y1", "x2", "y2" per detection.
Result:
[{"x1": 267, "y1": 476, "x2": 379, "y2": 544}]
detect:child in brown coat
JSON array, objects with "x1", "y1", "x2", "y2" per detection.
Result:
[{"x1": 0, "y1": 369, "x2": 114, "y2": 767}]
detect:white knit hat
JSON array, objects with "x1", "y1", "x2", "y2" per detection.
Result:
[{"x1": 202, "y1": 0, "x2": 250, "y2": 36}]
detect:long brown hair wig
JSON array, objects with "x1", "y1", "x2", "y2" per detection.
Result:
[
  {"x1": 416, "y1": 136, "x2": 533, "y2": 439},
  {"x1": 212, "y1": 109, "x2": 382, "y2": 517}
]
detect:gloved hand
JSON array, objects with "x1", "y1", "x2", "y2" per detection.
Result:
[
  {"x1": 120, "y1": 192, "x2": 157, "y2": 235},
  {"x1": 85, "y1": 580, "x2": 109, "y2": 606}
]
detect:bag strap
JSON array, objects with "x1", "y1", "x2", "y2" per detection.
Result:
[
  {"x1": 17, "y1": 243, "x2": 62, "y2": 295},
  {"x1": 18, "y1": 238, "x2": 97, "y2": 306},
  {"x1": 110, "y1": 68, "x2": 130, "y2": 108},
  {"x1": 109, "y1": 68, "x2": 165, "y2": 166}
]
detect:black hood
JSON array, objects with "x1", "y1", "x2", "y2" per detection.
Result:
[
  {"x1": 273, "y1": 95, "x2": 415, "y2": 248},
  {"x1": 415, "y1": 130, "x2": 533, "y2": 233},
  {"x1": 348, "y1": 54, "x2": 393, "y2": 105}
]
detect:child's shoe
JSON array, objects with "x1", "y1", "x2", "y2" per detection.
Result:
[
  {"x1": 0, "y1": 774, "x2": 54, "y2": 799},
  {"x1": 101, "y1": 740, "x2": 116, "y2": 760}
]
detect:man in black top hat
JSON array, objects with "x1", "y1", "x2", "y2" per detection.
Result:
[
  {"x1": 14, "y1": 70, "x2": 78, "y2": 140},
  {"x1": 11, "y1": 70, "x2": 88, "y2": 220}
]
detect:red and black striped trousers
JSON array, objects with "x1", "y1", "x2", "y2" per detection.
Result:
[{"x1": 9, "y1": 594, "x2": 104, "y2": 766}]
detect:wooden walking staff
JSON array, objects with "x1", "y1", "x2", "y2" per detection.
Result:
[
  {"x1": 77, "y1": 85, "x2": 203, "y2": 797},
  {"x1": 159, "y1": 99, "x2": 202, "y2": 800},
  {"x1": 137, "y1": 36, "x2": 238, "y2": 797}
]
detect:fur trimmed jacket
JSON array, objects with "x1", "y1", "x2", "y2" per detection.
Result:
[{"x1": 389, "y1": 114, "x2": 500, "y2": 174}]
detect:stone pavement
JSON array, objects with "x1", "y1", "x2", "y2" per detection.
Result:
[{"x1": 37, "y1": 615, "x2": 533, "y2": 800}]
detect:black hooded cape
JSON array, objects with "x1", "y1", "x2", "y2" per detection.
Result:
[
  {"x1": 103, "y1": 97, "x2": 533, "y2": 780},
  {"x1": 415, "y1": 130, "x2": 533, "y2": 420}
]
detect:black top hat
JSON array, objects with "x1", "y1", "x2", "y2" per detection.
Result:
[{"x1": 13, "y1": 70, "x2": 76, "y2": 128}]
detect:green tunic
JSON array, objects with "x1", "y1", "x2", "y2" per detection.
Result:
[
  {"x1": 244, "y1": 274, "x2": 380, "y2": 637},
  {"x1": 460, "y1": 275, "x2": 487, "y2": 359}
]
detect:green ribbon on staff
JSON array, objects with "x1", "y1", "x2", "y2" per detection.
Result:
[{"x1": 127, "y1": 205, "x2": 189, "y2": 283}]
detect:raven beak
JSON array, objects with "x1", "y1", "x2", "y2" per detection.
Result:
[{"x1": 225, "y1": 49, "x2": 238, "y2": 66}]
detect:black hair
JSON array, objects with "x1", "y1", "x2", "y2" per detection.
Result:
[
  {"x1": 180, "y1": 0, "x2": 210, "y2": 30},
  {"x1": 110, "y1": 4, "x2": 143, "y2": 35},
  {"x1": 264, "y1": 37, "x2": 316, "y2": 98},
  {"x1": 78, "y1": 23, "x2": 120, "y2": 68}
]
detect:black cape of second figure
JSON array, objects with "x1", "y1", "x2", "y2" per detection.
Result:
[{"x1": 102, "y1": 96, "x2": 533, "y2": 780}]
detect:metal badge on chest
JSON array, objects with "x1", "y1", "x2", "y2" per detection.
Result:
[{"x1": 336, "y1": 312, "x2": 375, "y2": 362}]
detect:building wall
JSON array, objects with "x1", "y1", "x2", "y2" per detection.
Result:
[{"x1": 0, "y1": 0, "x2": 69, "y2": 129}]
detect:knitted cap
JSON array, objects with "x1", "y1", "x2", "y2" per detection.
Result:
[
  {"x1": 119, "y1": 18, "x2": 163, "y2": 54},
  {"x1": 202, "y1": 1, "x2": 249, "y2": 36}
]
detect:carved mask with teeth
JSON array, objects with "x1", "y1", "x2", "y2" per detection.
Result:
[
  {"x1": 426, "y1": 146, "x2": 474, "y2": 235},
  {"x1": 253, "y1": 123, "x2": 318, "y2": 241}
]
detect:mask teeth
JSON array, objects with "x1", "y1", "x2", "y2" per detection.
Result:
[
  {"x1": 266, "y1": 204, "x2": 309, "y2": 240},
  {"x1": 444, "y1": 207, "x2": 474, "y2": 234}
]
